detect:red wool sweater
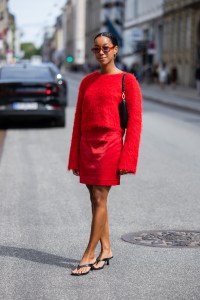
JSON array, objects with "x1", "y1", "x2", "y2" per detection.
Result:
[{"x1": 68, "y1": 71, "x2": 142, "y2": 173}]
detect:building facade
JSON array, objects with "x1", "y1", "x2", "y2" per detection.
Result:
[
  {"x1": 101, "y1": 0, "x2": 124, "y2": 48},
  {"x1": 85, "y1": 0, "x2": 102, "y2": 69},
  {"x1": 64, "y1": 0, "x2": 86, "y2": 70},
  {"x1": 0, "y1": 0, "x2": 10, "y2": 61},
  {"x1": 163, "y1": 0, "x2": 200, "y2": 86},
  {"x1": 64, "y1": 0, "x2": 75, "y2": 65},
  {"x1": 51, "y1": 15, "x2": 65, "y2": 67},
  {"x1": 123, "y1": 0, "x2": 164, "y2": 70},
  {"x1": 85, "y1": 0, "x2": 125, "y2": 69},
  {"x1": 42, "y1": 26, "x2": 55, "y2": 62}
]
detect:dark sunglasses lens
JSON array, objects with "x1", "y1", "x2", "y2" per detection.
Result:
[
  {"x1": 91, "y1": 48, "x2": 100, "y2": 53},
  {"x1": 102, "y1": 47, "x2": 110, "y2": 53}
]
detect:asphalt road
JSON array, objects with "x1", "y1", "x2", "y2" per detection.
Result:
[{"x1": 0, "y1": 75, "x2": 200, "y2": 300}]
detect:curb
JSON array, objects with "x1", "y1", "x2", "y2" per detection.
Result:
[
  {"x1": 143, "y1": 95, "x2": 200, "y2": 115},
  {"x1": 64, "y1": 71, "x2": 200, "y2": 115}
]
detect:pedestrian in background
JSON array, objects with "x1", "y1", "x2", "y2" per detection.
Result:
[
  {"x1": 130, "y1": 63, "x2": 143, "y2": 83},
  {"x1": 68, "y1": 32, "x2": 142, "y2": 276},
  {"x1": 195, "y1": 63, "x2": 200, "y2": 95},
  {"x1": 171, "y1": 65, "x2": 178, "y2": 89},
  {"x1": 159, "y1": 62, "x2": 168, "y2": 89},
  {"x1": 152, "y1": 64, "x2": 159, "y2": 84}
]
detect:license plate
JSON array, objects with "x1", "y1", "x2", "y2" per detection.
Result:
[{"x1": 13, "y1": 103, "x2": 38, "y2": 110}]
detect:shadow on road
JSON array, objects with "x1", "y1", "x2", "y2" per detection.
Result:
[{"x1": 0, "y1": 245, "x2": 78, "y2": 269}]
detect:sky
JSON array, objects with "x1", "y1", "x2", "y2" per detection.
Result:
[{"x1": 8, "y1": 0, "x2": 66, "y2": 47}]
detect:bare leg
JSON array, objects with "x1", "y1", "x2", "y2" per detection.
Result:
[
  {"x1": 71, "y1": 185, "x2": 111, "y2": 275},
  {"x1": 87, "y1": 185, "x2": 113, "y2": 264}
]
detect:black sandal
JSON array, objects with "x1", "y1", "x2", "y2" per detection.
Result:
[
  {"x1": 92, "y1": 256, "x2": 113, "y2": 271},
  {"x1": 71, "y1": 262, "x2": 96, "y2": 276}
]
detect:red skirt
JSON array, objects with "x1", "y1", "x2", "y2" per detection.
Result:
[{"x1": 79, "y1": 128, "x2": 123, "y2": 185}]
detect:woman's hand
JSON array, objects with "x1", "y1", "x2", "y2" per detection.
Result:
[
  {"x1": 73, "y1": 169, "x2": 80, "y2": 176},
  {"x1": 119, "y1": 170, "x2": 129, "y2": 175}
]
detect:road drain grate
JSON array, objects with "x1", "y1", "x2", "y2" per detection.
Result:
[{"x1": 121, "y1": 230, "x2": 200, "y2": 248}]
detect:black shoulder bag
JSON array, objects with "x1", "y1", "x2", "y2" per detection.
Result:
[{"x1": 119, "y1": 73, "x2": 128, "y2": 129}]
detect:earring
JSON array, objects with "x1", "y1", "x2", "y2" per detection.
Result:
[{"x1": 114, "y1": 53, "x2": 117, "y2": 59}]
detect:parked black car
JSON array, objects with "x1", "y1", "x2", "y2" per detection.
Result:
[
  {"x1": 0, "y1": 64, "x2": 67, "y2": 127},
  {"x1": 41, "y1": 62, "x2": 68, "y2": 101}
]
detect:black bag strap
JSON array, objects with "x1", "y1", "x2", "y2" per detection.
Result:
[{"x1": 122, "y1": 73, "x2": 126, "y2": 100}]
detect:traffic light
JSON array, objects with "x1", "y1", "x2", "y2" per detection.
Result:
[{"x1": 66, "y1": 56, "x2": 73, "y2": 63}]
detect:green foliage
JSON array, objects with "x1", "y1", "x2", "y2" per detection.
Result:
[{"x1": 20, "y1": 43, "x2": 41, "y2": 59}]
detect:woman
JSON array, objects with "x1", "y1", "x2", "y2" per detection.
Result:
[
  {"x1": 68, "y1": 32, "x2": 142, "y2": 276},
  {"x1": 159, "y1": 62, "x2": 168, "y2": 89},
  {"x1": 171, "y1": 65, "x2": 178, "y2": 89}
]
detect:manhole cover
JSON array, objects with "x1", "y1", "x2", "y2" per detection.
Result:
[{"x1": 121, "y1": 230, "x2": 200, "y2": 248}]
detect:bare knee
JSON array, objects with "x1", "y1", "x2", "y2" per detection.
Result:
[{"x1": 91, "y1": 186, "x2": 110, "y2": 208}]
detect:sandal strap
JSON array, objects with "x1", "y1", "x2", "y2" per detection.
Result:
[
  {"x1": 77, "y1": 262, "x2": 96, "y2": 270},
  {"x1": 97, "y1": 256, "x2": 113, "y2": 263}
]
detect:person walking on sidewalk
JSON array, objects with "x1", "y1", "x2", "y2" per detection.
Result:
[
  {"x1": 171, "y1": 65, "x2": 178, "y2": 89},
  {"x1": 68, "y1": 32, "x2": 142, "y2": 276},
  {"x1": 195, "y1": 63, "x2": 200, "y2": 95},
  {"x1": 159, "y1": 62, "x2": 168, "y2": 89}
]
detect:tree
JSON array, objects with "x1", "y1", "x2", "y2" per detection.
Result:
[{"x1": 20, "y1": 43, "x2": 41, "y2": 59}]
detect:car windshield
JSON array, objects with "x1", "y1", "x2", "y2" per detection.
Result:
[{"x1": 0, "y1": 67, "x2": 53, "y2": 81}]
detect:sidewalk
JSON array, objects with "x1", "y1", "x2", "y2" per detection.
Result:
[
  {"x1": 141, "y1": 82, "x2": 200, "y2": 114},
  {"x1": 64, "y1": 70, "x2": 200, "y2": 114}
]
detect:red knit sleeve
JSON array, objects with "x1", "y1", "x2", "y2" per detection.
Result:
[
  {"x1": 68, "y1": 81, "x2": 84, "y2": 171},
  {"x1": 118, "y1": 73, "x2": 142, "y2": 174}
]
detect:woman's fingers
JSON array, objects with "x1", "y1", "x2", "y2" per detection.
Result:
[
  {"x1": 73, "y1": 169, "x2": 128, "y2": 176},
  {"x1": 73, "y1": 169, "x2": 80, "y2": 176},
  {"x1": 119, "y1": 170, "x2": 129, "y2": 175}
]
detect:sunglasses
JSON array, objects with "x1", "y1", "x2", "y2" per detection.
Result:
[{"x1": 91, "y1": 46, "x2": 115, "y2": 54}]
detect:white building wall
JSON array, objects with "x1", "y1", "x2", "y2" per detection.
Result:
[
  {"x1": 62, "y1": 6, "x2": 67, "y2": 59},
  {"x1": 125, "y1": 0, "x2": 164, "y2": 27},
  {"x1": 56, "y1": 28, "x2": 64, "y2": 50},
  {"x1": 14, "y1": 28, "x2": 21, "y2": 57},
  {"x1": 74, "y1": 0, "x2": 86, "y2": 65},
  {"x1": 65, "y1": 0, "x2": 76, "y2": 63},
  {"x1": 0, "y1": 0, "x2": 9, "y2": 33},
  {"x1": 85, "y1": 0, "x2": 101, "y2": 68},
  {"x1": 64, "y1": 0, "x2": 86, "y2": 67},
  {"x1": 0, "y1": 0, "x2": 9, "y2": 59}
]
